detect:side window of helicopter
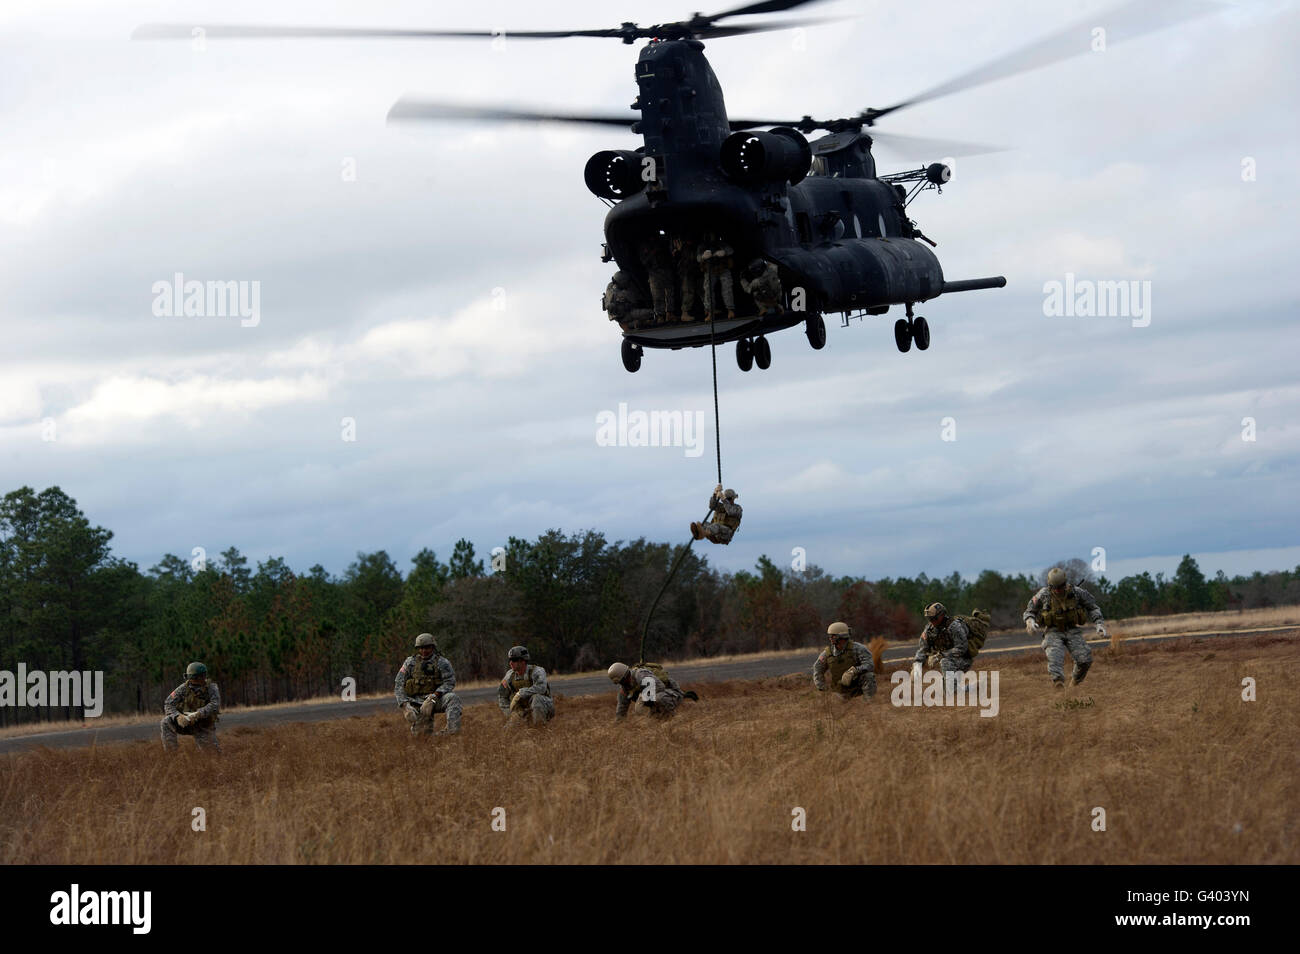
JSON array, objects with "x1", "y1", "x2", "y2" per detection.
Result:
[
  {"x1": 810, "y1": 156, "x2": 827, "y2": 177},
  {"x1": 796, "y1": 212, "x2": 812, "y2": 245}
]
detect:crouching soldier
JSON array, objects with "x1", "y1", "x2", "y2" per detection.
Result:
[
  {"x1": 607, "y1": 662, "x2": 698, "y2": 721},
  {"x1": 740, "y1": 258, "x2": 784, "y2": 316},
  {"x1": 497, "y1": 645, "x2": 555, "y2": 726},
  {"x1": 603, "y1": 271, "x2": 636, "y2": 331},
  {"x1": 912, "y1": 602, "x2": 972, "y2": 676},
  {"x1": 395, "y1": 633, "x2": 462, "y2": 735},
  {"x1": 1024, "y1": 567, "x2": 1107, "y2": 688},
  {"x1": 813, "y1": 622, "x2": 876, "y2": 699},
  {"x1": 161, "y1": 662, "x2": 221, "y2": 753}
]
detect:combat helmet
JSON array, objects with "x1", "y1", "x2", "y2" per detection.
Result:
[
  {"x1": 414, "y1": 633, "x2": 437, "y2": 649},
  {"x1": 925, "y1": 602, "x2": 947, "y2": 623},
  {"x1": 507, "y1": 646, "x2": 529, "y2": 662},
  {"x1": 1047, "y1": 567, "x2": 1068, "y2": 587},
  {"x1": 185, "y1": 662, "x2": 208, "y2": 679},
  {"x1": 607, "y1": 662, "x2": 630, "y2": 683}
]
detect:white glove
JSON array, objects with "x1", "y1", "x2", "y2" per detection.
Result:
[
  {"x1": 1096, "y1": 623, "x2": 1108, "y2": 637},
  {"x1": 840, "y1": 667, "x2": 857, "y2": 687},
  {"x1": 176, "y1": 713, "x2": 191, "y2": 728},
  {"x1": 1026, "y1": 619, "x2": 1041, "y2": 637},
  {"x1": 420, "y1": 695, "x2": 436, "y2": 718}
]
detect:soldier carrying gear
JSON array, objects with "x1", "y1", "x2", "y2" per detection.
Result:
[
  {"x1": 672, "y1": 235, "x2": 703, "y2": 322},
  {"x1": 498, "y1": 645, "x2": 555, "y2": 726},
  {"x1": 739, "y1": 258, "x2": 784, "y2": 316},
  {"x1": 698, "y1": 241, "x2": 737, "y2": 320},
  {"x1": 637, "y1": 235, "x2": 678, "y2": 323},
  {"x1": 603, "y1": 270, "x2": 636, "y2": 330},
  {"x1": 161, "y1": 661, "x2": 222, "y2": 753},
  {"x1": 691, "y1": 484, "x2": 742, "y2": 545},
  {"x1": 395, "y1": 632, "x2": 463, "y2": 735},
  {"x1": 913, "y1": 602, "x2": 973, "y2": 676},
  {"x1": 812, "y1": 622, "x2": 877, "y2": 699},
  {"x1": 608, "y1": 661, "x2": 697, "y2": 721},
  {"x1": 1024, "y1": 567, "x2": 1107, "y2": 688}
]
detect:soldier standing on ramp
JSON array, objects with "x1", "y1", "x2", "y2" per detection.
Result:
[
  {"x1": 638, "y1": 235, "x2": 678, "y2": 324},
  {"x1": 497, "y1": 645, "x2": 555, "y2": 726},
  {"x1": 812, "y1": 622, "x2": 876, "y2": 699},
  {"x1": 395, "y1": 633, "x2": 463, "y2": 735},
  {"x1": 161, "y1": 662, "x2": 221, "y2": 753},
  {"x1": 1024, "y1": 567, "x2": 1108, "y2": 688}
]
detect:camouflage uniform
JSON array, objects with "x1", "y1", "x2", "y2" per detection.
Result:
[
  {"x1": 673, "y1": 236, "x2": 703, "y2": 321},
  {"x1": 696, "y1": 490, "x2": 741, "y2": 545},
  {"x1": 603, "y1": 271, "x2": 636, "y2": 329},
  {"x1": 699, "y1": 244, "x2": 736, "y2": 319},
  {"x1": 161, "y1": 680, "x2": 221, "y2": 752},
  {"x1": 913, "y1": 617, "x2": 973, "y2": 673},
  {"x1": 1024, "y1": 584, "x2": 1105, "y2": 685},
  {"x1": 615, "y1": 666, "x2": 686, "y2": 720},
  {"x1": 638, "y1": 238, "x2": 677, "y2": 322},
  {"x1": 740, "y1": 260, "x2": 784, "y2": 315},
  {"x1": 497, "y1": 663, "x2": 555, "y2": 725},
  {"x1": 812, "y1": 641, "x2": 877, "y2": 698},
  {"x1": 395, "y1": 652, "x2": 463, "y2": 735}
]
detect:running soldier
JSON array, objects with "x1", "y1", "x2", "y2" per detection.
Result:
[
  {"x1": 1024, "y1": 567, "x2": 1108, "y2": 688},
  {"x1": 161, "y1": 662, "x2": 221, "y2": 753},
  {"x1": 690, "y1": 484, "x2": 742, "y2": 545},
  {"x1": 395, "y1": 633, "x2": 463, "y2": 735},
  {"x1": 812, "y1": 622, "x2": 877, "y2": 699},
  {"x1": 497, "y1": 645, "x2": 555, "y2": 726}
]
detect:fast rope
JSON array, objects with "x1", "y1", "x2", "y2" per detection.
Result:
[{"x1": 637, "y1": 314, "x2": 724, "y2": 664}]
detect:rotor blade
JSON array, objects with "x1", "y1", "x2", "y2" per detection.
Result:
[
  {"x1": 132, "y1": 24, "x2": 624, "y2": 41},
  {"x1": 387, "y1": 99, "x2": 636, "y2": 127},
  {"x1": 867, "y1": 130, "x2": 1006, "y2": 158},
  {"x1": 869, "y1": 0, "x2": 1222, "y2": 121},
  {"x1": 706, "y1": 0, "x2": 828, "y2": 22},
  {"x1": 693, "y1": 18, "x2": 838, "y2": 39}
]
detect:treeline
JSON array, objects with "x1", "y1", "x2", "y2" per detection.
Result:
[{"x1": 2, "y1": 486, "x2": 1297, "y2": 722}]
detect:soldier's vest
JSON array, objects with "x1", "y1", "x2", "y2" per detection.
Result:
[
  {"x1": 404, "y1": 656, "x2": 444, "y2": 696},
  {"x1": 1041, "y1": 591, "x2": 1089, "y2": 631},
  {"x1": 180, "y1": 683, "x2": 218, "y2": 725},
  {"x1": 825, "y1": 648, "x2": 858, "y2": 689},
  {"x1": 711, "y1": 507, "x2": 741, "y2": 530},
  {"x1": 507, "y1": 665, "x2": 551, "y2": 697}
]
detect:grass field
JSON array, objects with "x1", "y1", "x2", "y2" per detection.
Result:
[{"x1": 1, "y1": 631, "x2": 1294, "y2": 864}]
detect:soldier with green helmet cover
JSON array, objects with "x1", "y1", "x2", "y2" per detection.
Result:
[
  {"x1": 395, "y1": 633, "x2": 462, "y2": 735},
  {"x1": 497, "y1": 645, "x2": 555, "y2": 726},
  {"x1": 1024, "y1": 567, "x2": 1108, "y2": 688},
  {"x1": 161, "y1": 661, "x2": 221, "y2": 753},
  {"x1": 812, "y1": 622, "x2": 876, "y2": 699}
]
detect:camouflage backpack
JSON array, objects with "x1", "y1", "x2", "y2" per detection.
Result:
[
  {"x1": 633, "y1": 661, "x2": 671, "y2": 686},
  {"x1": 954, "y1": 610, "x2": 991, "y2": 658}
]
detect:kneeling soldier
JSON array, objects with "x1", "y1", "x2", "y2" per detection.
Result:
[
  {"x1": 498, "y1": 645, "x2": 555, "y2": 725},
  {"x1": 161, "y1": 662, "x2": 221, "y2": 753},
  {"x1": 912, "y1": 602, "x2": 972, "y2": 676},
  {"x1": 813, "y1": 622, "x2": 877, "y2": 699},
  {"x1": 395, "y1": 633, "x2": 463, "y2": 735}
]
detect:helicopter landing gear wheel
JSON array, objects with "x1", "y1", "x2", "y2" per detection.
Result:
[
  {"x1": 736, "y1": 337, "x2": 753, "y2": 372},
  {"x1": 894, "y1": 318, "x2": 912, "y2": 353},
  {"x1": 621, "y1": 338, "x2": 642, "y2": 373},
  {"x1": 805, "y1": 314, "x2": 826, "y2": 350},
  {"x1": 912, "y1": 316, "x2": 930, "y2": 351},
  {"x1": 754, "y1": 336, "x2": 772, "y2": 370}
]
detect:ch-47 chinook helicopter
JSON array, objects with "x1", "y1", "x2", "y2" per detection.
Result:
[{"x1": 136, "y1": 0, "x2": 1213, "y2": 374}]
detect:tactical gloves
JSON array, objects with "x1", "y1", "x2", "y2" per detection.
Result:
[
  {"x1": 420, "y1": 696, "x2": 436, "y2": 718},
  {"x1": 1026, "y1": 619, "x2": 1041, "y2": 637},
  {"x1": 1096, "y1": 623, "x2": 1108, "y2": 638},
  {"x1": 176, "y1": 713, "x2": 191, "y2": 728},
  {"x1": 840, "y1": 667, "x2": 857, "y2": 687},
  {"x1": 509, "y1": 692, "x2": 525, "y2": 712},
  {"x1": 404, "y1": 703, "x2": 419, "y2": 724}
]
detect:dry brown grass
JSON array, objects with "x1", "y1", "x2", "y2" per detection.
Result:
[
  {"x1": 2, "y1": 633, "x2": 1294, "y2": 865},
  {"x1": 1107, "y1": 605, "x2": 1300, "y2": 639}
]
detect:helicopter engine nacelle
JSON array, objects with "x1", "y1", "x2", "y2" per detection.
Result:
[
  {"x1": 926, "y1": 162, "x2": 951, "y2": 185},
  {"x1": 720, "y1": 126, "x2": 812, "y2": 187},
  {"x1": 584, "y1": 150, "x2": 651, "y2": 201}
]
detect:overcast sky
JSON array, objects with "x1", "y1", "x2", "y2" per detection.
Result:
[{"x1": 2, "y1": 0, "x2": 1297, "y2": 584}]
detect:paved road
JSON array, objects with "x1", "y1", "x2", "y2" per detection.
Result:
[{"x1": 1, "y1": 625, "x2": 1293, "y2": 754}]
